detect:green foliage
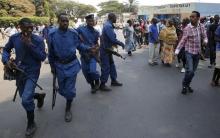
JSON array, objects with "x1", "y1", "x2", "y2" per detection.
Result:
[
  {"x1": 0, "y1": 9, "x2": 8, "y2": 17},
  {"x1": 98, "y1": 1, "x2": 124, "y2": 17},
  {"x1": 50, "y1": 0, "x2": 97, "y2": 18},
  {"x1": 0, "y1": 16, "x2": 50, "y2": 26},
  {"x1": 0, "y1": 0, "x2": 35, "y2": 17},
  {"x1": 98, "y1": 0, "x2": 139, "y2": 16}
]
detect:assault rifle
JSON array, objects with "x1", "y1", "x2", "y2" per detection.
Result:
[
  {"x1": 105, "y1": 47, "x2": 126, "y2": 60},
  {"x1": 12, "y1": 65, "x2": 43, "y2": 102}
]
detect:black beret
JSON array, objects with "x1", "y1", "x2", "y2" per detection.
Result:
[{"x1": 85, "y1": 14, "x2": 94, "y2": 20}]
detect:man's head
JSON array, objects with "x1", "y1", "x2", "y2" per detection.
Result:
[
  {"x1": 19, "y1": 18, "x2": 34, "y2": 37},
  {"x1": 214, "y1": 15, "x2": 219, "y2": 24},
  {"x1": 167, "y1": 19, "x2": 174, "y2": 27},
  {"x1": 85, "y1": 14, "x2": 95, "y2": 27},
  {"x1": 161, "y1": 19, "x2": 166, "y2": 25},
  {"x1": 49, "y1": 18, "x2": 54, "y2": 26},
  {"x1": 108, "y1": 13, "x2": 117, "y2": 23},
  {"x1": 190, "y1": 11, "x2": 200, "y2": 25},
  {"x1": 127, "y1": 20, "x2": 133, "y2": 26},
  {"x1": 182, "y1": 18, "x2": 190, "y2": 27},
  {"x1": 151, "y1": 18, "x2": 158, "y2": 25},
  {"x1": 58, "y1": 13, "x2": 69, "y2": 31}
]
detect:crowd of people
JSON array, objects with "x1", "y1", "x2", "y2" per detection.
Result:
[
  {"x1": 123, "y1": 11, "x2": 220, "y2": 94},
  {"x1": 1, "y1": 12, "x2": 125, "y2": 137},
  {"x1": 1, "y1": 10, "x2": 220, "y2": 137}
]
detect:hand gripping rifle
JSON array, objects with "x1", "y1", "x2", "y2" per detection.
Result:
[
  {"x1": 105, "y1": 47, "x2": 126, "y2": 60},
  {"x1": 12, "y1": 65, "x2": 43, "y2": 102},
  {"x1": 52, "y1": 69, "x2": 59, "y2": 110}
]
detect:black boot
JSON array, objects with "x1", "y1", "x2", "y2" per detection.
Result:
[
  {"x1": 25, "y1": 111, "x2": 37, "y2": 137},
  {"x1": 181, "y1": 87, "x2": 187, "y2": 95},
  {"x1": 65, "y1": 100, "x2": 72, "y2": 122},
  {"x1": 111, "y1": 80, "x2": 123, "y2": 86},
  {"x1": 90, "y1": 82, "x2": 96, "y2": 94},
  {"x1": 94, "y1": 79, "x2": 100, "y2": 90},
  {"x1": 187, "y1": 86, "x2": 194, "y2": 93},
  {"x1": 34, "y1": 93, "x2": 46, "y2": 108},
  {"x1": 99, "y1": 83, "x2": 111, "y2": 91}
]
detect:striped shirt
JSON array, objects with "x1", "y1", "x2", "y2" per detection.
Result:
[{"x1": 176, "y1": 23, "x2": 208, "y2": 55}]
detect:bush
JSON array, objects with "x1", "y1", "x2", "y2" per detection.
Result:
[{"x1": 0, "y1": 16, "x2": 50, "y2": 27}]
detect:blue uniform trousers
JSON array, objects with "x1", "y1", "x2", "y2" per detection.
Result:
[
  {"x1": 100, "y1": 50, "x2": 117, "y2": 83},
  {"x1": 57, "y1": 74, "x2": 77, "y2": 100},
  {"x1": 81, "y1": 57, "x2": 100, "y2": 84},
  {"x1": 16, "y1": 74, "x2": 38, "y2": 112}
]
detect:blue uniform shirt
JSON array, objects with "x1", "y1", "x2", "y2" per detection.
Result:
[
  {"x1": 77, "y1": 25, "x2": 99, "y2": 56},
  {"x1": 101, "y1": 21, "x2": 124, "y2": 49},
  {"x1": 77, "y1": 25, "x2": 99, "y2": 46},
  {"x1": 2, "y1": 33, "x2": 46, "y2": 74},
  {"x1": 48, "y1": 28, "x2": 89, "y2": 77},
  {"x1": 149, "y1": 24, "x2": 159, "y2": 44}
]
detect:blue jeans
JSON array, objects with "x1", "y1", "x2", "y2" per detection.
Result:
[{"x1": 182, "y1": 52, "x2": 200, "y2": 87}]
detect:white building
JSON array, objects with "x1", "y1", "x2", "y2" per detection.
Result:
[{"x1": 138, "y1": 2, "x2": 220, "y2": 20}]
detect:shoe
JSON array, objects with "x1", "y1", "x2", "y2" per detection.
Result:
[
  {"x1": 35, "y1": 93, "x2": 46, "y2": 108},
  {"x1": 211, "y1": 81, "x2": 219, "y2": 87},
  {"x1": 25, "y1": 122, "x2": 37, "y2": 137},
  {"x1": 99, "y1": 83, "x2": 111, "y2": 91},
  {"x1": 149, "y1": 62, "x2": 154, "y2": 66},
  {"x1": 111, "y1": 80, "x2": 123, "y2": 86},
  {"x1": 176, "y1": 63, "x2": 180, "y2": 68},
  {"x1": 181, "y1": 87, "x2": 187, "y2": 95},
  {"x1": 90, "y1": 82, "x2": 96, "y2": 94},
  {"x1": 65, "y1": 100, "x2": 72, "y2": 122},
  {"x1": 181, "y1": 68, "x2": 185, "y2": 73},
  {"x1": 153, "y1": 62, "x2": 158, "y2": 65},
  {"x1": 187, "y1": 86, "x2": 194, "y2": 93},
  {"x1": 128, "y1": 51, "x2": 132, "y2": 56},
  {"x1": 208, "y1": 64, "x2": 214, "y2": 68},
  {"x1": 25, "y1": 111, "x2": 37, "y2": 137},
  {"x1": 165, "y1": 63, "x2": 171, "y2": 67},
  {"x1": 94, "y1": 79, "x2": 100, "y2": 90}
]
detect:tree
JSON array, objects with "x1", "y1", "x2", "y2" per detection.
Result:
[
  {"x1": 124, "y1": 0, "x2": 138, "y2": 13},
  {"x1": 0, "y1": 0, "x2": 35, "y2": 17},
  {"x1": 50, "y1": 0, "x2": 96, "y2": 19},
  {"x1": 98, "y1": 1, "x2": 124, "y2": 17}
]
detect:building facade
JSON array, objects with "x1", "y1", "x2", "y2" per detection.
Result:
[{"x1": 138, "y1": 2, "x2": 220, "y2": 20}]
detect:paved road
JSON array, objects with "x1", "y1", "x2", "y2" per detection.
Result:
[{"x1": 0, "y1": 30, "x2": 220, "y2": 138}]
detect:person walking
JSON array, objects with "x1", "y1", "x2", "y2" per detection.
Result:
[
  {"x1": 123, "y1": 20, "x2": 135, "y2": 56},
  {"x1": 77, "y1": 14, "x2": 100, "y2": 94},
  {"x1": 207, "y1": 15, "x2": 219, "y2": 68},
  {"x1": 175, "y1": 11, "x2": 208, "y2": 95},
  {"x1": 1, "y1": 18, "x2": 46, "y2": 137},
  {"x1": 148, "y1": 18, "x2": 160, "y2": 65},
  {"x1": 211, "y1": 25, "x2": 220, "y2": 86},
  {"x1": 160, "y1": 19, "x2": 177, "y2": 66},
  {"x1": 99, "y1": 13, "x2": 125, "y2": 91},
  {"x1": 48, "y1": 13, "x2": 96, "y2": 122}
]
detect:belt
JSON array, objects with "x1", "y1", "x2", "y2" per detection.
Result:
[{"x1": 57, "y1": 55, "x2": 77, "y2": 64}]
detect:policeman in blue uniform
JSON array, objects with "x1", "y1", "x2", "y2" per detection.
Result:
[
  {"x1": 1, "y1": 18, "x2": 46, "y2": 137},
  {"x1": 99, "y1": 13, "x2": 125, "y2": 91},
  {"x1": 77, "y1": 14, "x2": 100, "y2": 94},
  {"x1": 48, "y1": 13, "x2": 96, "y2": 122}
]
